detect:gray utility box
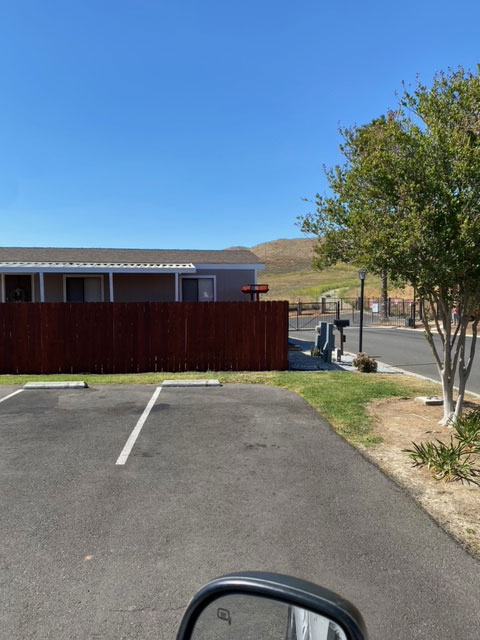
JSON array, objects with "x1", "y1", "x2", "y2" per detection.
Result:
[{"x1": 315, "y1": 322, "x2": 335, "y2": 363}]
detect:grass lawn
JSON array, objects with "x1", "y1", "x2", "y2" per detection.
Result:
[{"x1": 1, "y1": 370, "x2": 438, "y2": 448}]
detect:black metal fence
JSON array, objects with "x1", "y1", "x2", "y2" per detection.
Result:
[{"x1": 288, "y1": 298, "x2": 421, "y2": 331}]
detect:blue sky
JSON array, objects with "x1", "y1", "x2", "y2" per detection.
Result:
[{"x1": 0, "y1": 0, "x2": 479, "y2": 250}]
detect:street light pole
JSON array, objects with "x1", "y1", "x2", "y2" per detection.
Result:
[{"x1": 358, "y1": 269, "x2": 367, "y2": 353}]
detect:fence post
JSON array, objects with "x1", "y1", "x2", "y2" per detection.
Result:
[
  {"x1": 336, "y1": 301, "x2": 340, "y2": 319},
  {"x1": 321, "y1": 297, "x2": 326, "y2": 313}
]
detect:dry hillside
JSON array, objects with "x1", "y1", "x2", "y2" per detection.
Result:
[
  {"x1": 229, "y1": 238, "x2": 358, "y2": 301},
  {"x1": 250, "y1": 238, "x2": 317, "y2": 274},
  {"x1": 227, "y1": 238, "x2": 412, "y2": 301}
]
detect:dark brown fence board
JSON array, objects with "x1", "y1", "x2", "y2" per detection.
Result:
[
  {"x1": 0, "y1": 301, "x2": 288, "y2": 374},
  {"x1": 267, "y1": 301, "x2": 276, "y2": 370}
]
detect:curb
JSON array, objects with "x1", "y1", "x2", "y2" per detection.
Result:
[
  {"x1": 24, "y1": 381, "x2": 88, "y2": 389},
  {"x1": 161, "y1": 380, "x2": 221, "y2": 387}
]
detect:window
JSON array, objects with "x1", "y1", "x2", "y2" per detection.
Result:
[
  {"x1": 181, "y1": 277, "x2": 215, "y2": 301},
  {"x1": 5, "y1": 275, "x2": 33, "y2": 302},
  {"x1": 65, "y1": 277, "x2": 103, "y2": 302}
]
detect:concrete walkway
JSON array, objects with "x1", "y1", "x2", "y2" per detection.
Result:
[{"x1": 289, "y1": 337, "x2": 398, "y2": 373}]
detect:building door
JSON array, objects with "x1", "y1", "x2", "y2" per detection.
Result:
[{"x1": 65, "y1": 277, "x2": 102, "y2": 302}]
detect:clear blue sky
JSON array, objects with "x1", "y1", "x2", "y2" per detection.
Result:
[{"x1": 0, "y1": 0, "x2": 478, "y2": 250}]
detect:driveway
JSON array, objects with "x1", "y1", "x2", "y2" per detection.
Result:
[{"x1": 1, "y1": 384, "x2": 480, "y2": 639}]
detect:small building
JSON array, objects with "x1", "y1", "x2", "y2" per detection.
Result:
[{"x1": 0, "y1": 247, "x2": 264, "y2": 303}]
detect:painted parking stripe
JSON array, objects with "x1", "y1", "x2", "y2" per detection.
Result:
[
  {"x1": 0, "y1": 389, "x2": 24, "y2": 404},
  {"x1": 115, "y1": 387, "x2": 162, "y2": 466}
]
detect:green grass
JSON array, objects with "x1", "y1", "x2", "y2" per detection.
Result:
[{"x1": 2, "y1": 370, "x2": 438, "y2": 448}]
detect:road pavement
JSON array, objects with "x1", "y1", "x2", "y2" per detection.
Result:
[
  {"x1": 290, "y1": 326, "x2": 480, "y2": 394},
  {"x1": 2, "y1": 384, "x2": 480, "y2": 639}
]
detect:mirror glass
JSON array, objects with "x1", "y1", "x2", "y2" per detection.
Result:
[{"x1": 191, "y1": 594, "x2": 347, "y2": 640}]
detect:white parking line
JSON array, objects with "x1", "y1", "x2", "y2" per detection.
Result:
[
  {"x1": 115, "y1": 387, "x2": 162, "y2": 465},
  {"x1": 0, "y1": 389, "x2": 24, "y2": 404}
]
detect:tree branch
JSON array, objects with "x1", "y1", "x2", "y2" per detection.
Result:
[
  {"x1": 429, "y1": 292, "x2": 445, "y2": 347},
  {"x1": 422, "y1": 303, "x2": 443, "y2": 371},
  {"x1": 464, "y1": 318, "x2": 479, "y2": 381}
]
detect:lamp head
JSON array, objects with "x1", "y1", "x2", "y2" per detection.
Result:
[{"x1": 358, "y1": 269, "x2": 367, "y2": 281}]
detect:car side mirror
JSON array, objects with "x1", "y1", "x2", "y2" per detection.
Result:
[{"x1": 176, "y1": 572, "x2": 367, "y2": 640}]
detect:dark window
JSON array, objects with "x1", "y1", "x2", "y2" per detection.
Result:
[
  {"x1": 65, "y1": 277, "x2": 102, "y2": 302},
  {"x1": 5, "y1": 275, "x2": 33, "y2": 302},
  {"x1": 182, "y1": 278, "x2": 214, "y2": 302},
  {"x1": 66, "y1": 278, "x2": 85, "y2": 302},
  {"x1": 182, "y1": 278, "x2": 198, "y2": 302}
]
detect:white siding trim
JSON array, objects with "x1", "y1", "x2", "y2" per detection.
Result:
[{"x1": 0, "y1": 263, "x2": 196, "y2": 274}]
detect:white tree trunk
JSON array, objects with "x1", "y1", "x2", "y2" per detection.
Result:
[
  {"x1": 422, "y1": 292, "x2": 479, "y2": 425},
  {"x1": 439, "y1": 367, "x2": 455, "y2": 425}
]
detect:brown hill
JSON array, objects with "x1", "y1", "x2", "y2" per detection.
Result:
[
  {"x1": 226, "y1": 238, "x2": 411, "y2": 301},
  {"x1": 249, "y1": 238, "x2": 317, "y2": 273}
]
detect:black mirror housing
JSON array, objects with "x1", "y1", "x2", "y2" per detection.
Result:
[{"x1": 176, "y1": 572, "x2": 367, "y2": 640}]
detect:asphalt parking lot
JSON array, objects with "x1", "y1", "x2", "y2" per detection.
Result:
[{"x1": 1, "y1": 383, "x2": 480, "y2": 640}]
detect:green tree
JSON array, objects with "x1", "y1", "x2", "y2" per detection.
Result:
[{"x1": 300, "y1": 67, "x2": 480, "y2": 423}]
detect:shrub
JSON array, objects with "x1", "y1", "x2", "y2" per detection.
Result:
[
  {"x1": 353, "y1": 352, "x2": 378, "y2": 373},
  {"x1": 404, "y1": 437, "x2": 480, "y2": 485},
  {"x1": 451, "y1": 408, "x2": 480, "y2": 451},
  {"x1": 310, "y1": 346, "x2": 321, "y2": 357}
]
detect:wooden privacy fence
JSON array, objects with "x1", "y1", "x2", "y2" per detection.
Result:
[{"x1": 0, "y1": 301, "x2": 289, "y2": 374}]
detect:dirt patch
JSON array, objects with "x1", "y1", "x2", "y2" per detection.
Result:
[{"x1": 365, "y1": 397, "x2": 480, "y2": 557}]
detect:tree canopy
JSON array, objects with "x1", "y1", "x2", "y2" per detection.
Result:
[{"x1": 300, "y1": 66, "x2": 480, "y2": 421}]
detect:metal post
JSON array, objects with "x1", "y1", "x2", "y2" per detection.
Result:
[
  {"x1": 109, "y1": 272, "x2": 114, "y2": 302},
  {"x1": 175, "y1": 273, "x2": 179, "y2": 302},
  {"x1": 359, "y1": 278, "x2": 365, "y2": 353},
  {"x1": 412, "y1": 287, "x2": 416, "y2": 329},
  {"x1": 39, "y1": 272, "x2": 45, "y2": 302},
  {"x1": 336, "y1": 301, "x2": 340, "y2": 320}
]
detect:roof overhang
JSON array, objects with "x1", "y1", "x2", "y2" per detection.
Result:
[
  {"x1": 195, "y1": 263, "x2": 264, "y2": 270},
  {"x1": 0, "y1": 262, "x2": 197, "y2": 274}
]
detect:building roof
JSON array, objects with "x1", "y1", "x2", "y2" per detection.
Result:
[{"x1": 0, "y1": 247, "x2": 262, "y2": 266}]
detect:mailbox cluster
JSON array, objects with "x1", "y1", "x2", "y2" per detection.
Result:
[{"x1": 314, "y1": 319, "x2": 350, "y2": 363}]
